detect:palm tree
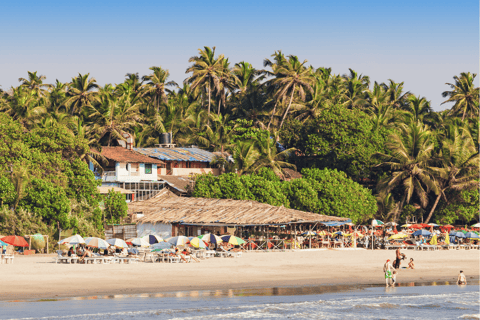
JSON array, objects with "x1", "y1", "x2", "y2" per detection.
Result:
[
  {"x1": 232, "y1": 61, "x2": 263, "y2": 95},
  {"x1": 215, "y1": 59, "x2": 237, "y2": 115},
  {"x1": 263, "y1": 51, "x2": 287, "y2": 129},
  {"x1": 402, "y1": 95, "x2": 433, "y2": 123},
  {"x1": 194, "y1": 113, "x2": 236, "y2": 152},
  {"x1": 142, "y1": 67, "x2": 177, "y2": 113},
  {"x1": 341, "y1": 68, "x2": 369, "y2": 109},
  {"x1": 231, "y1": 140, "x2": 260, "y2": 175},
  {"x1": 375, "y1": 121, "x2": 439, "y2": 222},
  {"x1": 442, "y1": 72, "x2": 479, "y2": 121},
  {"x1": 18, "y1": 71, "x2": 52, "y2": 97},
  {"x1": 271, "y1": 55, "x2": 314, "y2": 130},
  {"x1": 425, "y1": 125, "x2": 479, "y2": 223},
  {"x1": 252, "y1": 134, "x2": 296, "y2": 179},
  {"x1": 4, "y1": 86, "x2": 46, "y2": 127},
  {"x1": 185, "y1": 46, "x2": 224, "y2": 117},
  {"x1": 64, "y1": 73, "x2": 99, "y2": 116}
]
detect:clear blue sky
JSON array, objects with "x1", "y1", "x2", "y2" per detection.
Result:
[{"x1": 0, "y1": 0, "x2": 477, "y2": 110}]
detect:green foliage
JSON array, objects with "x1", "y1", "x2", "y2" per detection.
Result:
[
  {"x1": 300, "y1": 168, "x2": 377, "y2": 224},
  {"x1": 20, "y1": 178, "x2": 71, "y2": 229},
  {"x1": 434, "y1": 189, "x2": 479, "y2": 224},
  {"x1": 0, "y1": 177, "x2": 15, "y2": 206},
  {"x1": 281, "y1": 106, "x2": 390, "y2": 180},
  {"x1": 103, "y1": 189, "x2": 128, "y2": 224}
]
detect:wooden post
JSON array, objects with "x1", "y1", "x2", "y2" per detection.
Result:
[
  {"x1": 309, "y1": 224, "x2": 312, "y2": 249},
  {"x1": 46, "y1": 235, "x2": 49, "y2": 254},
  {"x1": 28, "y1": 236, "x2": 31, "y2": 251}
]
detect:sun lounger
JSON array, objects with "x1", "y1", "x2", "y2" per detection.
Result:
[
  {"x1": 1, "y1": 254, "x2": 14, "y2": 264},
  {"x1": 205, "y1": 250, "x2": 216, "y2": 258}
]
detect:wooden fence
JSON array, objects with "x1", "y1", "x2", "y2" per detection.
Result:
[{"x1": 104, "y1": 224, "x2": 137, "y2": 240}]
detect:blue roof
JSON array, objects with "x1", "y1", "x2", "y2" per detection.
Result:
[
  {"x1": 321, "y1": 220, "x2": 352, "y2": 227},
  {"x1": 134, "y1": 147, "x2": 216, "y2": 163}
]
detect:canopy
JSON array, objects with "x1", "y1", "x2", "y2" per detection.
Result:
[
  {"x1": 322, "y1": 220, "x2": 352, "y2": 227},
  {"x1": 1, "y1": 235, "x2": 28, "y2": 247},
  {"x1": 371, "y1": 219, "x2": 384, "y2": 227},
  {"x1": 465, "y1": 232, "x2": 480, "y2": 239},
  {"x1": 199, "y1": 234, "x2": 222, "y2": 244},
  {"x1": 166, "y1": 236, "x2": 189, "y2": 247},
  {"x1": 58, "y1": 234, "x2": 85, "y2": 245},
  {"x1": 85, "y1": 237, "x2": 110, "y2": 249},
  {"x1": 142, "y1": 234, "x2": 164, "y2": 245},
  {"x1": 126, "y1": 237, "x2": 150, "y2": 247},
  {"x1": 107, "y1": 238, "x2": 128, "y2": 248},
  {"x1": 413, "y1": 230, "x2": 431, "y2": 237},
  {"x1": 450, "y1": 232, "x2": 466, "y2": 238},
  {"x1": 221, "y1": 235, "x2": 246, "y2": 245},
  {"x1": 471, "y1": 223, "x2": 480, "y2": 228}
]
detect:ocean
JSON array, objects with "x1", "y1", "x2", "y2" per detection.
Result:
[{"x1": 1, "y1": 282, "x2": 479, "y2": 320}]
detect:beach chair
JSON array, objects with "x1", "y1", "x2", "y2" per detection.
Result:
[{"x1": 168, "y1": 255, "x2": 180, "y2": 263}]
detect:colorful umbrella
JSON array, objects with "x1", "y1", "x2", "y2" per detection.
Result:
[
  {"x1": 107, "y1": 238, "x2": 128, "y2": 248},
  {"x1": 389, "y1": 233, "x2": 407, "y2": 240},
  {"x1": 142, "y1": 234, "x2": 164, "y2": 245},
  {"x1": 465, "y1": 232, "x2": 480, "y2": 239},
  {"x1": 371, "y1": 219, "x2": 384, "y2": 226},
  {"x1": 411, "y1": 224, "x2": 424, "y2": 229},
  {"x1": 401, "y1": 224, "x2": 412, "y2": 228},
  {"x1": 188, "y1": 237, "x2": 207, "y2": 249},
  {"x1": 427, "y1": 223, "x2": 439, "y2": 227},
  {"x1": 385, "y1": 222, "x2": 397, "y2": 226},
  {"x1": 85, "y1": 237, "x2": 110, "y2": 249},
  {"x1": 1, "y1": 235, "x2": 29, "y2": 247},
  {"x1": 0, "y1": 240, "x2": 8, "y2": 246},
  {"x1": 58, "y1": 234, "x2": 85, "y2": 245},
  {"x1": 302, "y1": 231, "x2": 317, "y2": 236},
  {"x1": 413, "y1": 230, "x2": 431, "y2": 237},
  {"x1": 471, "y1": 223, "x2": 480, "y2": 228},
  {"x1": 450, "y1": 232, "x2": 466, "y2": 238},
  {"x1": 220, "y1": 235, "x2": 246, "y2": 245},
  {"x1": 429, "y1": 234, "x2": 438, "y2": 245},
  {"x1": 199, "y1": 234, "x2": 222, "y2": 244},
  {"x1": 166, "y1": 236, "x2": 189, "y2": 247},
  {"x1": 126, "y1": 237, "x2": 150, "y2": 247},
  {"x1": 442, "y1": 225, "x2": 454, "y2": 229}
]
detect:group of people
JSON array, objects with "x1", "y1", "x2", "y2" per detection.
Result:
[{"x1": 383, "y1": 248, "x2": 467, "y2": 287}]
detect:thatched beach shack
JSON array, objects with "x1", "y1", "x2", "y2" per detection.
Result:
[{"x1": 129, "y1": 189, "x2": 349, "y2": 245}]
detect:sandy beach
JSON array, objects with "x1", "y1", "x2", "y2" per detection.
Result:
[{"x1": 1, "y1": 249, "x2": 478, "y2": 301}]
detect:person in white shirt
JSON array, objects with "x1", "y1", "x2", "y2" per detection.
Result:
[
  {"x1": 383, "y1": 259, "x2": 394, "y2": 286},
  {"x1": 457, "y1": 270, "x2": 467, "y2": 285}
]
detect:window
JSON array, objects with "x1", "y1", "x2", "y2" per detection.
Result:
[{"x1": 145, "y1": 164, "x2": 152, "y2": 174}]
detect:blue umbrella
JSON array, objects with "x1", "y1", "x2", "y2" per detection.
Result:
[
  {"x1": 142, "y1": 234, "x2": 163, "y2": 245},
  {"x1": 413, "y1": 230, "x2": 431, "y2": 237},
  {"x1": 151, "y1": 242, "x2": 173, "y2": 251},
  {"x1": 465, "y1": 232, "x2": 479, "y2": 239},
  {"x1": 0, "y1": 240, "x2": 7, "y2": 246},
  {"x1": 451, "y1": 232, "x2": 466, "y2": 238}
]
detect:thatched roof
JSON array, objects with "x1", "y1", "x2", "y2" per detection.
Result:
[{"x1": 130, "y1": 189, "x2": 347, "y2": 226}]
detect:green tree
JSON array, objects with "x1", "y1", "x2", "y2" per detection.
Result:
[
  {"x1": 442, "y1": 72, "x2": 479, "y2": 121},
  {"x1": 65, "y1": 73, "x2": 99, "y2": 115},
  {"x1": 103, "y1": 189, "x2": 128, "y2": 224}
]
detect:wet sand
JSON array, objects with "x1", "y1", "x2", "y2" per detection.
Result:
[{"x1": 1, "y1": 249, "x2": 478, "y2": 301}]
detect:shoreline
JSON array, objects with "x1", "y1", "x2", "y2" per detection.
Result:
[{"x1": 1, "y1": 250, "x2": 478, "y2": 301}]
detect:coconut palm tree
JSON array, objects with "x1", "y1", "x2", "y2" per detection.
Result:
[
  {"x1": 64, "y1": 73, "x2": 99, "y2": 116},
  {"x1": 231, "y1": 140, "x2": 260, "y2": 175},
  {"x1": 271, "y1": 55, "x2": 314, "y2": 130},
  {"x1": 402, "y1": 95, "x2": 433, "y2": 123},
  {"x1": 142, "y1": 67, "x2": 177, "y2": 113},
  {"x1": 18, "y1": 71, "x2": 52, "y2": 97},
  {"x1": 215, "y1": 59, "x2": 237, "y2": 115},
  {"x1": 341, "y1": 68, "x2": 369, "y2": 109},
  {"x1": 442, "y1": 72, "x2": 479, "y2": 121},
  {"x1": 185, "y1": 46, "x2": 224, "y2": 117},
  {"x1": 425, "y1": 125, "x2": 479, "y2": 223},
  {"x1": 252, "y1": 134, "x2": 296, "y2": 179},
  {"x1": 232, "y1": 61, "x2": 263, "y2": 95},
  {"x1": 375, "y1": 121, "x2": 439, "y2": 222}
]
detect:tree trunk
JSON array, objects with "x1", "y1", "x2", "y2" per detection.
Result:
[
  {"x1": 279, "y1": 85, "x2": 296, "y2": 130},
  {"x1": 424, "y1": 193, "x2": 442, "y2": 224},
  {"x1": 395, "y1": 193, "x2": 407, "y2": 223},
  {"x1": 267, "y1": 102, "x2": 278, "y2": 129},
  {"x1": 217, "y1": 97, "x2": 221, "y2": 115},
  {"x1": 207, "y1": 84, "x2": 211, "y2": 116}
]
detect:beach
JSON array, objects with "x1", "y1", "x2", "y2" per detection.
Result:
[{"x1": 1, "y1": 249, "x2": 478, "y2": 301}]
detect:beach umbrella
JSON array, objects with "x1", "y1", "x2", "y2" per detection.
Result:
[
  {"x1": 188, "y1": 237, "x2": 207, "y2": 249},
  {"x1": 85, "y1": 237, "x2": 110, "y2": 249},
  {"x1": 142, "y1": 234, "x2": 164, "y2": 245},
  {"x1": 151, "y1": 242, "x2": 173, "y2": 251},
  {"x1": 1, "y1": 235, "x2": 29, "y2": 247},
  {"x1": 126, "y1": 237, "x2": 150, "y2": 247},
  {"x1": 427, "y1": 223, "x2": 439, "y2": 227},
  {"x1": 401, "y1": 224, "x2": 412, "y2": 228},
  {"x1": 58, "y1": 234, "x2": 85, "y2": 245},
  {"x1": 450, "y1": 232, "x2": 466, "y2": 238},
  {"x1": 412, "y1": 230, "x2": 431, "y2": 237},
  {"x1": 107, "y1": 238, "x2": 128, "y2": 248},
  {"x1": 166, "y1": 236, "x2": 189, "y2": 247},
  {"x1": 389, "y1": 233, "x2": 407, "y2": 240},
  {"x1": 221, "y1": 235, "x2": 246, "y2": 245},
  {"x1": 465, "y1": 232, "x2": 480, "y2": 239},
  {"x1": 199, "y1": 234, "x2": 222, "y2": 244},
  {"x1": 410, "y1": 224, "x2": 424, "y2": 229},
  {"x1": 371, "y1": 219, "x2": 384, "y2": 227},
  {"x1": 0, "y1": 240, "x2": 8, "y2": 246},
  {"x1": 385, "y1": 222, "x2": 397, "y2": 227},
  {"x1": 302, "y1": 231, "x2": 317, "y2": 236},
  {"x1": 471, "y1": 223, "x2": 480, "y2": 228}
]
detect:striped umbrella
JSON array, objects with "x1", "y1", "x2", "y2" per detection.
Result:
[
  {"x1": 85, "y1": 237, "x2": 110, "y2": 249},
  {"x1": 188, "y1": 237, "x2": 207, "y2": 248},
  {"x1": 126, "y1": 237, "x2": 150, "y2": 247},
  {"x1": 58, "y1": 234, "x2": 85, "y2": 245},
  {"x1": 166, "y1": 236, "x2": 189, "y2": 247},
  {"x1": 471, "y1": 223, "x2": 480, "y2": 228},
  {"x1": 371, "y1": 219, "x2": 384, "y2": 227},
  {"x1": 401, "y1": 224, "x2": 412, "y2": 228},
  {"x1": 142, "y1": 234, "x2": 164, "y2": 245},
  {"x1": 220, "y1": 235, "x2": 246, "y2": 245},
  {"x1": 302, "y1": 231, "x2": 317, "y2": 236},
  {"x1": 107, "y1": 238, "x2": 128, "y2": 248},
  {"x1": 151, "y1": 242, "x2": 173, "y2": 251},
  {"x1": 199, "y1": 234, "x2": 222, "y2": 244},
  {"x1": 1, "y1": 235, "x2": 29, "y2": 247}
]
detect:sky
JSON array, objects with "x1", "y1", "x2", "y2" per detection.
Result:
[{"x1": 0, "y1": 0, "x2": 478, "y2": 111}]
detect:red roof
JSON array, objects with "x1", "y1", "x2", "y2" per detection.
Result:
[{"x1": 101, "y1": 147, "x2": 164, "y2": 165}]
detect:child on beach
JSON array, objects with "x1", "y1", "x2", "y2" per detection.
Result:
[
  {"x1": 392, "y1": 270, "x2": 397, "y2": 286},
  {"x1": 457, "y1": 271, "x2": 467, "y2": 285},
  {"x1": 408, "y1": 258, "x2": 415, "y2": 269}
]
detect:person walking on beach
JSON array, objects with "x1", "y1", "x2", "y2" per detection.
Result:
[
  {"x1": 457, "y1": 271, "x2": 467, "y2": 285},
  {"x1": 383, "y1": 259, "x2": 394, "y2": 286},
  {"x1": 394, "y1": 248, "x2": 403, "y2": 269}
]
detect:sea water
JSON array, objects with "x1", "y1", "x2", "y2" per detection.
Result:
[{"x1": 1, "y1": 283, "x2": 479, "y2": 320}]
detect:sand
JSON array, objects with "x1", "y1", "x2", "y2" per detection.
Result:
[{"x1": 1, "y1": 249, "x2": 478, "y2": 301}]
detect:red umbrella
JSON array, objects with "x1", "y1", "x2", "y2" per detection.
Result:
[
  {"x1": 1, "y1": 235, "x2": 29, "y2": 247},
  {"x1": 411, "y1": 224, "x2": 424, "y2": 229},
  {"x1": 420, "y1": 223, "x2": 430, "y2": 228}
]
